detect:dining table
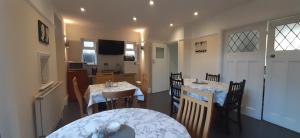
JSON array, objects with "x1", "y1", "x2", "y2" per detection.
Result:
[
  {"x1": 172, "y1": 78, "x2": 229, "y2": 106},
  {"x1": 47, "y1": 108, "x2": 191, "y2": 138},
  {"x1": 84, "y1": 81, "x2": 144, "y2": 114}
]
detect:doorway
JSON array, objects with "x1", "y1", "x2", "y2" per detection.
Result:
[
  {"x1": 222, "y1": 15, "x2": 300, "y2": 133},
  {"x1": 168, "y1": 42, "x2": 179, "y2": 74},
  {"x1": 222, "y1": 22, "x2": 266, "y2": 120},
  {"x1": 151, "y1": 42, "x2": 170, "y2": 93},
  {"x1": 264, "y1": 15, "x2": 300, "y2": 133}
]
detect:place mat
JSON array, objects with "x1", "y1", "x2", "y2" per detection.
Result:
[
  {"x1": 192, "y1": 81, "x2": 208, "y2": 85},
  {"x1": 109, "y1": 125, "x2": 135, "y2": 138},
  {"x1": 88, "y1": 125, "x2": 135, "y2": 138}
]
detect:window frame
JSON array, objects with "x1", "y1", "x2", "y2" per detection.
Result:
[
  {"x1": 125, "y1": 43, "x2": 136, "y2": 60},
  {"x1": 81, "y1": 39, "x2": 97, "y2": 65}
]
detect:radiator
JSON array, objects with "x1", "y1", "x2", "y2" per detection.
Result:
[{"x1": 35, "y1": 81, "x2": 64, "y2": 138}]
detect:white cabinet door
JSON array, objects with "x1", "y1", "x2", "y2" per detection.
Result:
[
  {"x1": 264, "y1": 15, "x2": 300, "y2": 133},
  {"x1": 152, "y1": 43, "x2": 170, "y2": 93},
  {"x1": 124, "y1": 61, "x2": 137, "y2": 73},
  {"x1": 223, "y1": 23, "x2": 266, "y2": 120}
]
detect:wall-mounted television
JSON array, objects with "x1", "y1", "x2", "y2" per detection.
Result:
[{"x1": 98, "y1": 39, "x2": 125, "y2": 55}]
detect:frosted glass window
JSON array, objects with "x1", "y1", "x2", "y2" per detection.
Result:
[
  {"x1": 227, "y1": 30, "x2": 260, "y2": 53},
  {"x1": 82, "y1": 49, "x2": 97, "y2": 65},
  {"x1": 125, "y1": 43, "x2": 136, "y2": 57},
  {"x1": 126, "y1": 44, "x2": 134, "y2": 50},
  {"x1": 83, "y1": 41, "x2": 95, "y2": 48},
  {"x1": 156, "y1": 47, "x2": 164, "y2": 58},
  {"x1": 273, "y1": 22, "x2": 300, "y2": 51},
  {"x1": 125, "y1": 51, "x2": 135, "y2": 56}
]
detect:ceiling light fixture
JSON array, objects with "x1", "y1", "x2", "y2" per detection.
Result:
[
  {"x1": 149, "y1": 0, "x2": 154, "y2": 6},
  {"x1": 170, "y1": 23, "x2": 174, "y2": 27},
  {"x1": 63, "y1": 19, "x2": 75, "y2": 24},
  {"x1": 194, "y1": 11, "x2": 198, "y2": 16},
  {"x1": 133, "y1": 16, "x2": 137, "y2": 21},
  {"x1": 80, "y1": 7, "x2": 85, "y2": 12}
]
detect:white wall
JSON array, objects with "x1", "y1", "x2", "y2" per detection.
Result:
[
  {"x1": 0, "y1": 0, "x2": 65, "y2": 137},
  {"x1": 171, "y1": 0, "x2": 300, "y2": 80},
  {"x1": 54, "y1": 14, "x2": 68, "y2": 108},
  {"x1": 189, "y1": 34, "x2": 221, "y2": 80},
  {"x1": 185, "y1": 0, "x2": 300, "y2": 38},
  {"x1": 168, "y1": 43, "x2": 178, "y2": 73}
]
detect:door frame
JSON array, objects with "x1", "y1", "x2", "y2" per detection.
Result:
[
  {"x1": 263, "y1": 15, "x2": 300, "y2": 133},
  {"x1": 151, "y1": 42, "x2": 170, "y2": 93},
  {"x1": 222, "y1": 22, "x2": 267, "y2": 120}
]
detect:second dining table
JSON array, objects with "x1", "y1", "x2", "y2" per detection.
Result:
[
  {"x1": 172, "y1": 78, "x2": 229, "y2": 106},
  {"x1": 85, "y1": 81, "x2": 144, "y2": 114}
]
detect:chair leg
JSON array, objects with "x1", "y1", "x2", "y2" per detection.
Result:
[
  {"x1": 170, "y1": 99, "x2": 173, "y2": 116},
  {"x1": 238, "y1": 108, "x2": 242, "y2": 131},
  {"x1": 225, "y1": 110, "x2": 230, "y2": 135}
]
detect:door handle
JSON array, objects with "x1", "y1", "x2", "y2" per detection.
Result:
[{"x1": 270, "y1": 54, "x2": 276, "y2": 58}]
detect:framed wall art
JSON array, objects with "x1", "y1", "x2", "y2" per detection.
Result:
[{"x1": 38, "y1": 20, "x2": 49, "y2": 45}]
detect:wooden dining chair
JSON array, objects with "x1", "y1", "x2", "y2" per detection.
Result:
[
  {"x1": 177, "y1": 86, "x2": 214, "y2": 138},
  {"x1": 216, "y1": 80, "x2": 246, "y2": 133},
  {"x1": 72, "y1": 77, "x2": 86, "y2": 117},
  {"x1": 102, "y1": 89, "x2": 135, "y2": 109},
  {"x1": 205, "y1": 73, "x2": 221, "y2": 82},
  {"x1": 170, "y1": 77, "x2": 184, "y2": 116},
  {"x1": 171, "y1": 72, "x2": 183, "y2": 80},
  {"x1": 95, "y1": 72, "x2": 114, "y2": 84}
]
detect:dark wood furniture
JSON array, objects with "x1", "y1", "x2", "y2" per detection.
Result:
[
  {"x1": 114, "y1": 73, "x2": 136, "y2": 85},
  {"x1": 95, "y1": 73, "x2": 136, "y2": 85},
  {"x1": 216, "y1": 79, "x2": 246, "y2": 133},
  {"x1": 170, "y1": 72, "x2": 183, "y2": 80},
  {"x1": 67, "y1": 69, "x2": 89, "y2": 102},
  {"x1": 170, "y1": 77, "x2": 184, "y2": 116},
  {"x1": 102, "y1": 89, "x2": 135, "y2": 109},
  {"x1": 205, "y1": 73, "x2": 221, "y2": 82},
  {"x1": 177, "y1": 86, "x2": 214, "y2": 138},
  {"x1": 95, "y1": 72, "x2": 114, "y2": 84}
]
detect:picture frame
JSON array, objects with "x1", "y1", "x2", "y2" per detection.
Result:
[
  {"x1": 194, "y1": 41, "x2": 207, "y2": 53},
  {"x1": 38, "y1": 20, "x2": 49, "y2": 45}
]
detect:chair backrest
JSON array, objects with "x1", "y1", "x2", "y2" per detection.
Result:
[
  {"x1": 177, "y1": 86, "x2": 213, "y2": 138},
  {"x1": 102, "y1": 89, "x2": 135, "y2": 109},
  {"x1": 205, "y1": 73, "x2": 221, "y2": 82},
  {"x1": 72, "y1": 77, "x2": 85, "y2": 117},
  {"x1": 95, "y1": 72, "x2": 114, "y2": 84},
  {"x1": 170, "y1": 72, "x2": 183, "y2": 80},
  {"x1": 224, "y1": 80, "x2": 246, "y2": 108},
  {"x1": 170, "y1": 77, "x2": 184, "y2": 99},
  {"x1": 141, "y1": 74, "x2": 148, "y2": 94}
]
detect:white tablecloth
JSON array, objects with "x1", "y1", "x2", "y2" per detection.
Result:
[
  {"x1": 171, "y1": 79, "x2": 229, "y2": 106},
  {"x1": 85, "y1": 81, "x2": 144, "y2": 114},
  {"x1": 47, "y1": 108, "x2": 191, "y2": 138}
]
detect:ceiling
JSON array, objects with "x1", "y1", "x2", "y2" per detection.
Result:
[{"x1": 53, "y1": 0, "x2": 250, "y2": 41}]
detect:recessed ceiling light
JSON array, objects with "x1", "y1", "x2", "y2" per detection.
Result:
[
  {"x1": 80, "y1": 7, "x2": 85, "y2": 12},
  {"x1": 64, "y1": 19, "x2": 75, "y2": 24},
  {"x1": 170, "y1": 23, "x2": 174, "y2": 27},
  {"x1": 133, "y1": 17, "x2": 137, "y2": 21},
  {"x1": 149, "y1": 0, "x2": 154, "y2": 6},
  {"x1": 194, "y1": 11, "x2": 198, "y2": 16}
]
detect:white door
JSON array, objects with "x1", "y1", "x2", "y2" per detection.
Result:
[
  {"x1": 264, "y1": 15, "x2": 300, "y2": 133},
  {"x1": 152, "y1": 43, "x2": 169, "y2": 93},
  {"x1": 223, "y1": 23, "x2": 266, "y2": 120}
]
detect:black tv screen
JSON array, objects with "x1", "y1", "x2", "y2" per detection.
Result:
[{"x1": 98, "y1": 39, "x2": 125, "y2": 55}]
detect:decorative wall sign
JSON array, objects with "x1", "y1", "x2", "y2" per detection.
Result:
[
  {"x1": 194, "y1": 41, "x2": 207, "y2": 53},
  {"x1": 38, "y1": 20, "x2": 49, "y2": 45}
]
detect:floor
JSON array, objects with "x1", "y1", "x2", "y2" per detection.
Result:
[{"x1": 59, "y1": 91, "x2": 300, "y2": 138}]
